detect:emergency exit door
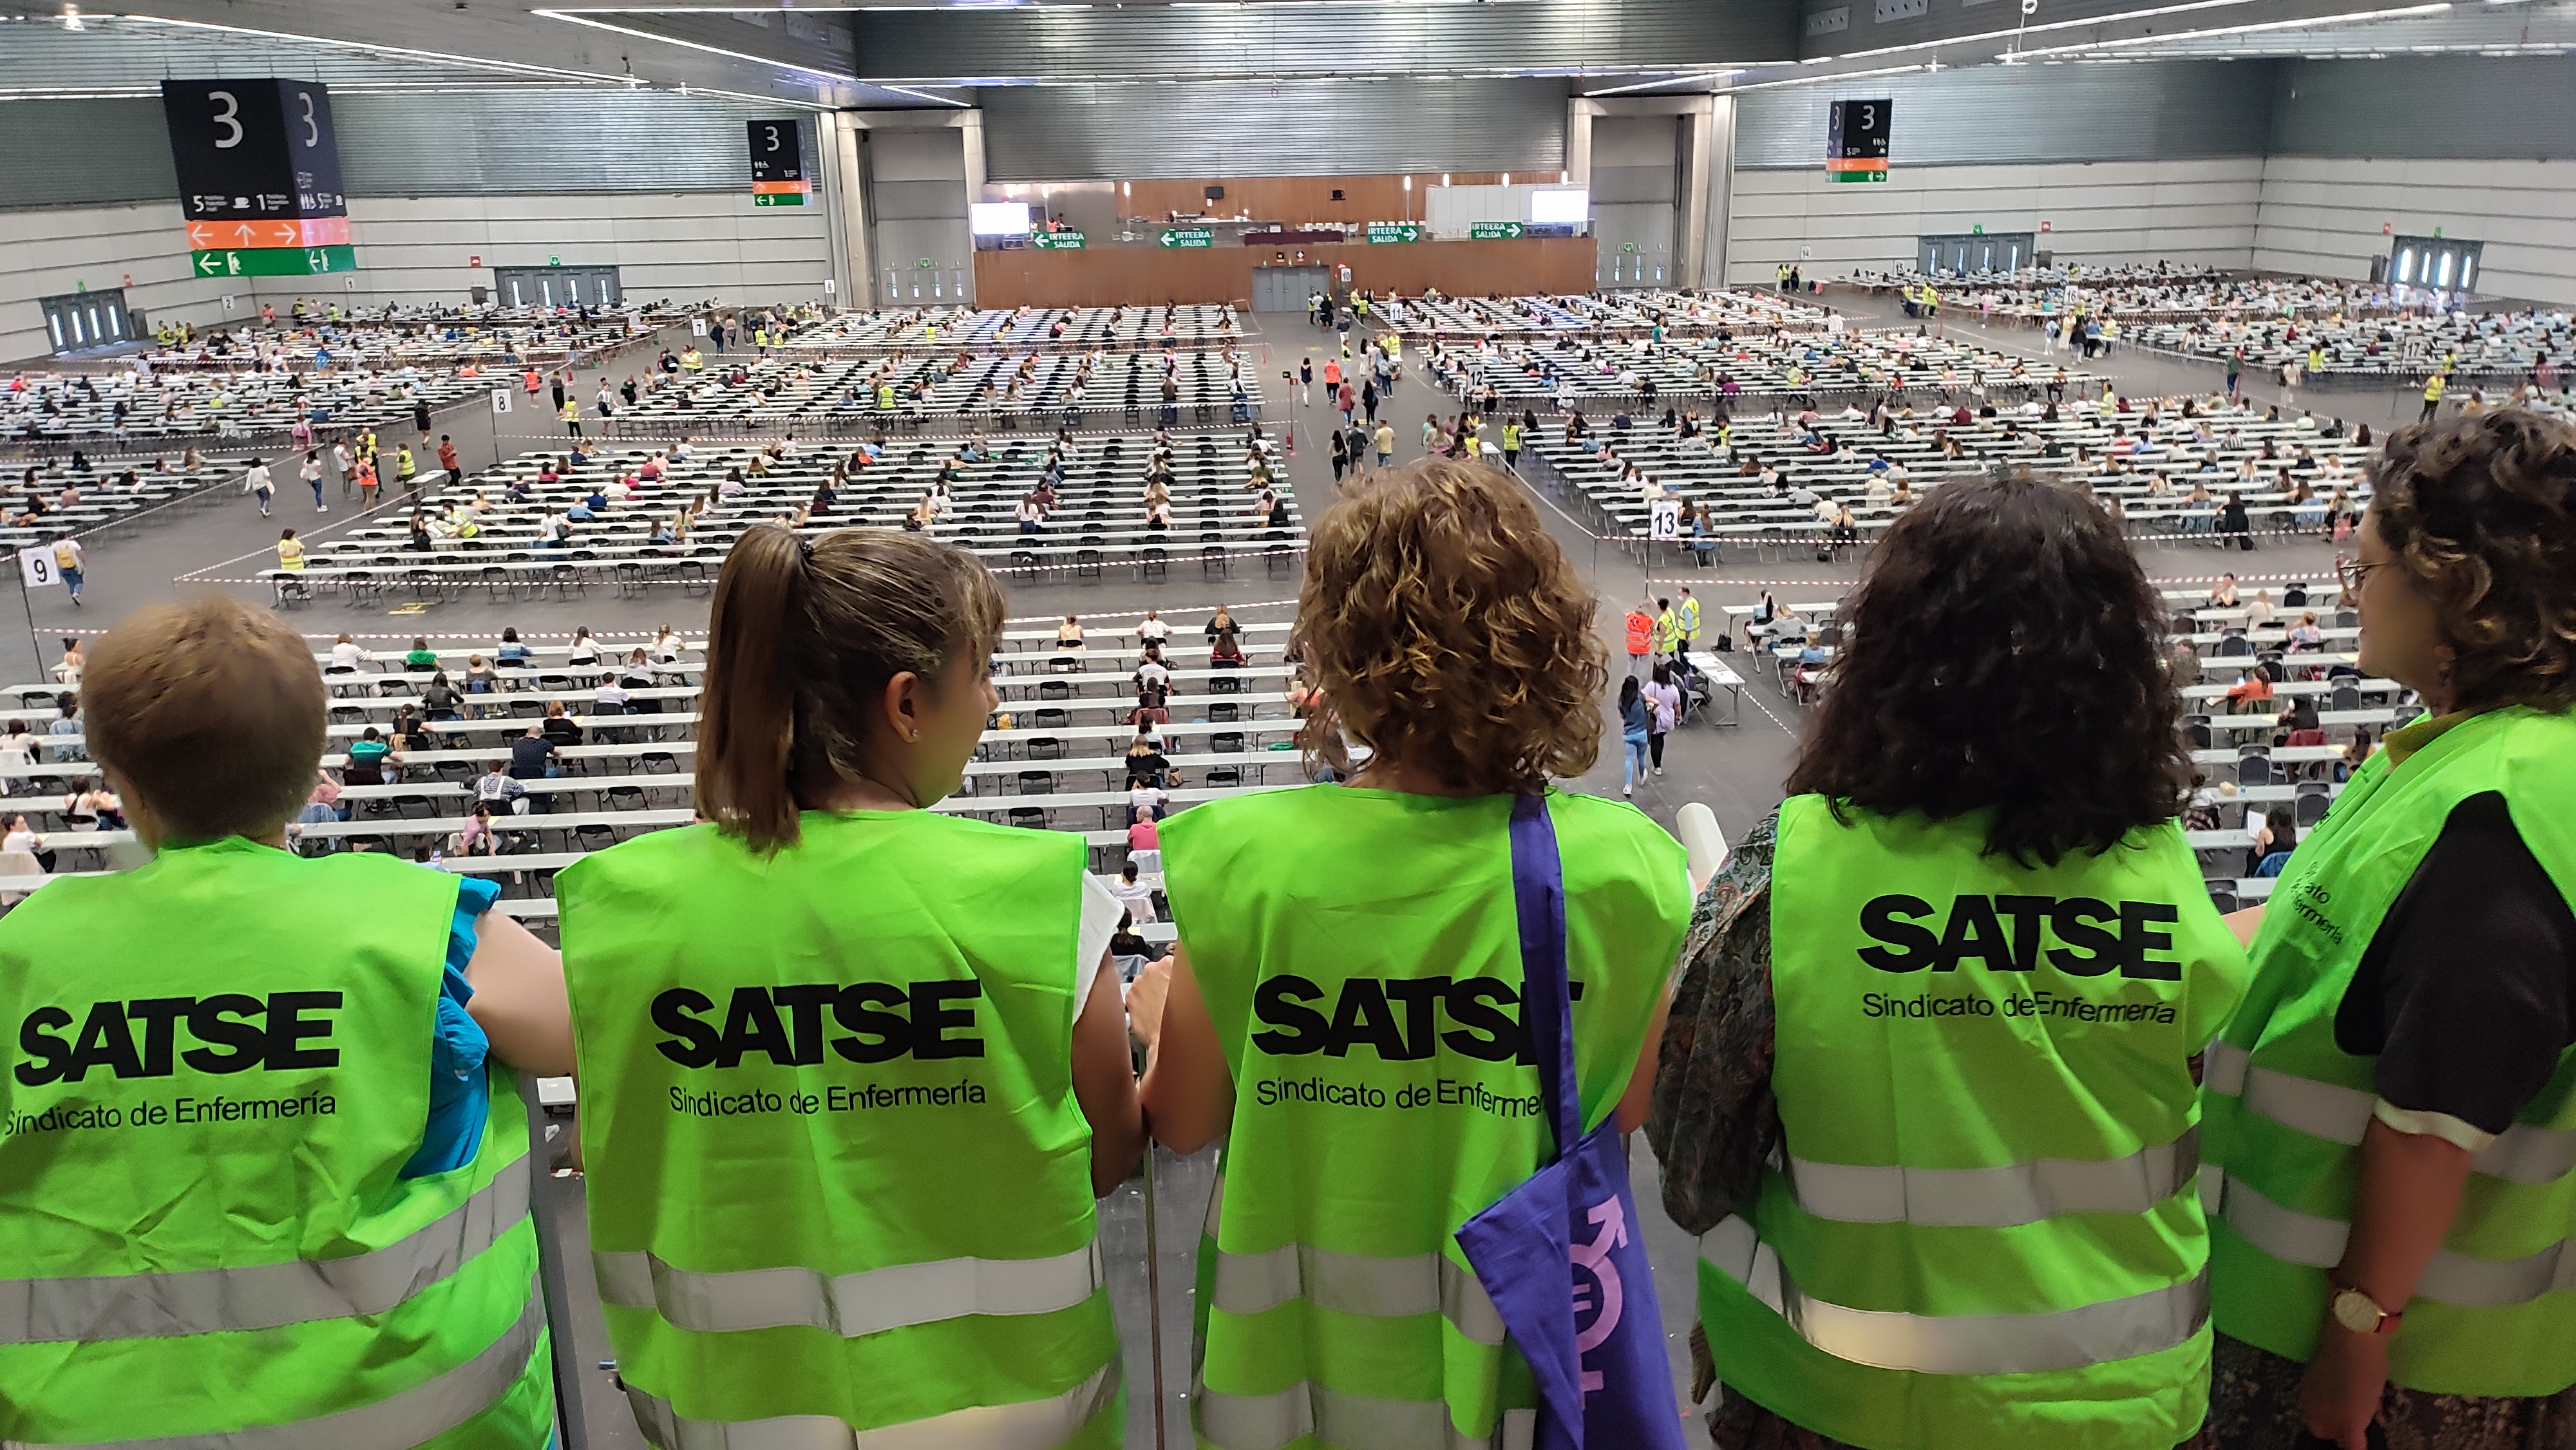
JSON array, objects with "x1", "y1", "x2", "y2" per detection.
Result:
[
  {"x1": 493, "y1": 266, "x2": 623, "y2": 309},
  {"x1": 1916, "y1": 233, "x2": 2035, "y2": 276},
  {"x1": 1251, "y1": 266, "x2": 1328, "y2": 314}
]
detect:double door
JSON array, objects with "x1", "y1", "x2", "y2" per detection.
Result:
[
  {"x1": 1916, "y1": 233, "x2": 2034, "y2": 276},
  {"x1": 41, "y1": 288, "x2": 133, "y2": 355},
  {"x1": 1251, "y1": 265, "x2": 1329, "y2": 315},
  {"x1": 494, "y1": 267, "x2": 622, "y2": 309}
]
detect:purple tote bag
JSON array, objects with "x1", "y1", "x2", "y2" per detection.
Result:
[{"x1": 1454, "y1": 792, "x2": 1689, "y2": 1450}]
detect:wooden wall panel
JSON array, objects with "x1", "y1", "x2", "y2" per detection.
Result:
[
  {"x1": 1118, "y1": 173, "x2": 1515, "y2": 229},
  {"x1": 972, "y1": 238, "x2": 1600, "y2": 309}
]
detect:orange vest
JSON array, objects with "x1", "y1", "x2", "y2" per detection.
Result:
[{"x1": 1624, "y1": 612, "x2": 1653, "y2": 655}]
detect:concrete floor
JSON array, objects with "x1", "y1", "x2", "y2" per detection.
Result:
[{"x1": 12, "y1": 303, "x2": 2356, "y2": 1447}]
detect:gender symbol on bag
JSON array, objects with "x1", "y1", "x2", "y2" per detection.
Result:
[{"x1": 1569, "y1": 1197, "x2": 1628, "y2": 1398}]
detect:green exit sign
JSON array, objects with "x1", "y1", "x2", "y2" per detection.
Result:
[
  {"x1": 1365, "y1": 223, "x2": 1421, "y2": 244},
  {"x1": 1033, "y1": 231, "x2": 1087, "y2": 250},
  {"x1": 1468, "y1": 221, "x2": 1525, "y2": 240},
  {"x1": 753, "y1": 193, "x2": 805, "y2": 207},
  {"x1": 1159, "y1": 227, "x2": 1215, "y2": 249}
]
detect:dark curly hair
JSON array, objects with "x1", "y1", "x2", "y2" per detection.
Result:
[
  {"x1": 2371, "y1": 409, "x2": 2576, "y2": 713},
  {"x1": 1293, "y1": 458, "x2": 1605, "y2": 793},
  {"x1": 1784, "y1": 470, "x2": 2190, "y2": 865}
]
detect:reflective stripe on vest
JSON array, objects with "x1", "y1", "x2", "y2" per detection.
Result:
[
  {"x1": 2205, "y1": 1041, "x2": 2576, "y2": 1182},
  {"x1": 1200, "y1": 1174, "x2": 1504, "y2": 1345},
  {"x1": 1196, "y1": 1382, "x2": 1536, "y2": 1450},
  {"x1": 0, "y1": 1164, "x2": 527, "y2": 1345},
  {"x1": 592, "y1": 1241, "x2": 1102, "y2": 1339},
  {"x1": 2204, "y1": 1168, "x2": 2576, "y2": 1308},
  {"x1": 1783, "y1": 1127, "x2": 2199, "y2": 1228},
  {"x1": 32, "y1": 1286, "x2": 545, "y2": 1450},
  {"x1": 1698, "y1": 1216, "x2": 2210, "y2": 1375},
  {"x1": 620, "y1": 1359, "x2": 1119, "y2": 1450}
]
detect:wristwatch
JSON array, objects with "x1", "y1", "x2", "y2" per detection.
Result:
[{"x1": 2329, "y1": 1282, "x2": 2405, "y2": 1336}]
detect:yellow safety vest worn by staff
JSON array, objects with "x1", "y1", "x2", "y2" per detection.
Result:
[{"x1": 1701, "y1": 800, "x2": 2248, "y2": 1450}]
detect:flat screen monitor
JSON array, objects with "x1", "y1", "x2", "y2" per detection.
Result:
[
  {"x1": 970, "y1": 202, "x2": 1034, "y2": 236},
  {"x1": 1529, "y1": 189, "x2": 1589, "y2": 225}
]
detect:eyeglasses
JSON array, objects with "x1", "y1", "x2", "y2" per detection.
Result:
[{"x1": 2336, "y1": 558, "x2": 2391, "y2": 594}]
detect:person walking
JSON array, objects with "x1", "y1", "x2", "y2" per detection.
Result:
[
  {"x1": 1618, "y1": 673, "x2": 1652, "y2": 795},
  {"x1": 1643, "y1": 661, "x2": 1680, "y2": 774},
  {"x1": 2228, "y1": 347, "x2": 2245, "y2": 403},
  {"x1": 0, "y1": 596, "x2": 568, "y2": 1446},
  {"x1": 560, "y1": 396, "x2": 582, "y2": 439},
  {"x1": 50, "y1": 532, "x2": 83, "y2": 607},
  {"x1": 2200, "y1": 410, "x2": 2576, "y2": 1449},
  {"x1": 243, "y1": 456, "x2": 275, "y2": 518},
  {"x1": 1139, "y1": 458, "x2": 1694, "y2": 1450},
  {"x1": 1502, "y1": 415, "x2": 1522, "y2": 472},
  {"x1": 1652, "y1": 470, "x2": 2249, "y2": 1450},
  {"x1": 555, "y1": 527, "x2": 1141, "y2": 1445},
  {"x1": 1624, "y1": 598, "x2": 1654, "y2": 677},
  {"x1": 2420, "y1": 370, "x2": 2447, "y2": 424},
  {"x1": 300, "y1": 449, "x2": 327, "y2": 513},
  {"x1": 1329, "y1": 426, "x2": 1349, "y2": 484},
  {"x1": 437, "y1": 433, "x2": 460, "y2": 482}
]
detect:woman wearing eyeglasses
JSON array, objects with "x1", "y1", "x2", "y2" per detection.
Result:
[{"x1": 2200, "y1": 409, "x2": 2576, "y2": 1449}]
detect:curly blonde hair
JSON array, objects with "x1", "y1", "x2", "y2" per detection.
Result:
[
  {"x1": 2372, "y1": 409, "x2": 2576, "y2": 714},
  {"x1": 1294, "y1": 458, "x2": 1604, "y2": 793}
]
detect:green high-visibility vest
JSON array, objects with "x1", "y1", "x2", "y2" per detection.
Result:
[
  {"x1": 557, "y1": 812, "x2": 1122, "y2": 1446},
  {"x1": 1162, "y1": 786, "x2": 1690, "y2": 1450},
  {"x1": 1700, "y1": 797, "x2": 2248, "y2": 1450},
  {"x1": 1678, "y1": 597, "x2": 1701, "y2": 641},
  {"x1": 0, "y1": 839, "x2": 551, "y2": 1447},
  {"x1": 2203, "y1": 707, "x2": 2576, "y2": 1397}
]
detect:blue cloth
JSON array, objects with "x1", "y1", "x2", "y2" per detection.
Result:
[{"x1": 401, "y1": 875, "x2": 501, "y2": 1179}]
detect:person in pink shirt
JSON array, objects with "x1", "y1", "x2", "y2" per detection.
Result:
[{"x1": 1127, "y1": 807, "x2": 1160, "y2": 854}]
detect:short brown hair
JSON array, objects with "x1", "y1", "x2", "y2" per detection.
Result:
[
  {"x1": 1294, "y1": 458, "x2": 1603, "y2": 793},
  {"x1": 85, "y1": 596, "x2": 325, "y2": 842},
  {"x1": 699, "y1": 525, "x2": 1005, "y2": 852},
  {"x1": 2371, "y1": 409, "x2": 2576, "y2": 713}
]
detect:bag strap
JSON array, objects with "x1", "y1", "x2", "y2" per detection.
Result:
[{"x1": 1508, "y1": 791, "x2": 1583, "y2": 1163}]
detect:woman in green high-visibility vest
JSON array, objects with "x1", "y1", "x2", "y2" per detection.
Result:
[
  {"x1": 1137, "y1": 458, "x2": 1696, "y2": 1450},
  {"x1": 2199, "y1": 410, "x2": 2576, "y2": 1450},
  {"x1": 555, "y1": 527, "x2": 1144, "y2": 1448},
  {"x1": 0, "y1": 595, "x2": 571, "y2": 1446},
  {"x1": 1649, "y1": 470, "x2": 2251, "y2": 1450}
]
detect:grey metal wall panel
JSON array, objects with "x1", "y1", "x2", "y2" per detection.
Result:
[
  {"x1": 867, "y1": 129, "x2": 967, "y2": 182},
  {"x1": 851, "y1": 0, "x2": 1795, "y2": 84},
  {"x1": 982, "y1": 80, "x2": 1566, "y2": 180},
  {"x1": 1594, "y1": 165, "x2": 1678, "y2": 205},
  {"x1": 0, "y1": 99, "x2": 176, "y2": 207},
  {"x1": 335, "y1": 95, "x2": 812, "y2": 195},
  {"x1": 1736, "y1": 61, "x2": 2277, "y2": 167},
  {"x1": 873, "y1": 180, "x2": 966, "y2": 221},
  {"x1": 2269, "y1": 58, "x2": 2576, "y2": 160}
]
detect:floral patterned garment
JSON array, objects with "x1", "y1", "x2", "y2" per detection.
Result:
[{"x1": 1645, "y1": 808, "x2": 2572, "y2": 1450}]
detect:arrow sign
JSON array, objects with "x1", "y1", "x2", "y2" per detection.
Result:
[
  {"x1": 195, "y1": 252, "x2": 224, "y2": 276},
  {"x1": 1469, "y1": 221, "x2": 1526, "y2": 240},
  {"x1": 232, "y1": 223, "x2": 256, "y2": 244}
]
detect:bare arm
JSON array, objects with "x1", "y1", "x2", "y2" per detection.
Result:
[
  {"x1": 1137, "y1": 945, "x2": 1235, "y2": 1156},
  {"x1": 1616, "y1": 988, "x2": 1672, "y2": 1135},
  {"x1": 2225, "y1": 903, "x2": 2266, "y2": 948},
  {"x1": 462, "y1": 910, "x2": 574, "y2": 1077},
  {"x1": 1070, "y1": 955, "x2": 1144, "y2": 1197},
  {"x1": 2301, "y1": 1116, "x2": 2475, "y2": 1449}
]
